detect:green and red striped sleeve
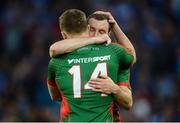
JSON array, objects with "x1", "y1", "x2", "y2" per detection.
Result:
[{"x1": 116, "y1": 69, "x2": 130, "y2": 87}]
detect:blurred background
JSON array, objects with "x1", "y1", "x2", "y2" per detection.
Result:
[{"x1": 0, "y1": 0, "x2": 179, "y2": 121}]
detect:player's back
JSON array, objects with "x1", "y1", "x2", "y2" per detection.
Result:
[{"x1": 50, "y1": 44, "x2": 131, "y2": 122}]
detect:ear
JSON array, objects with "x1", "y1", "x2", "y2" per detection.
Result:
[
  {"x1": 61, "y1": 31, "x2": 68, "y2": 39},
  {"x1": 87, "y1": 24, "x2": 90, "y2": 31},
  {"x1": 108, "y1": 30, "x2": 111, "y2": 36}
]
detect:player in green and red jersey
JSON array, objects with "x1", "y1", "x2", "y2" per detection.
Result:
[
  {"x1": 47, "y1": 9, "x2": 134, "y2": 122},
  {"x1": 48, "y1": 11, "x2": 136, "y2": 121},
  {"x1": 48, "y1": 44, "x2": 133, "y2": 121}
]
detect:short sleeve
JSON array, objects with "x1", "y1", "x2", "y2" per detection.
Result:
[
  {"x1": 120, "y1": 48, "x2": 134, "y2": 69},
  {"x1": 116, "y1": 69, "x2": 130, "y2": 87}
]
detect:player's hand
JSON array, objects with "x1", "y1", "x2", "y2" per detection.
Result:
[
  {"x1": 93, "y1": 34, "x2": 111, "y2": 45},
  {"x1": 88, "y1": 75, "x2": 118, "y2": 94},
  {"x1": 94, "y1": 11, "x2": 117, "y2": 26}
]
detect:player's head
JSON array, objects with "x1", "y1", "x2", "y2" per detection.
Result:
[
  {"x1": 87, "y1": 13, "x2": 110, "y2": 37},
  {"x1": 59, "y1": 9, "x2": 88, "y2": 39}
]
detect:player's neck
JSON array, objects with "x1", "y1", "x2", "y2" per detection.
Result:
[{"x1": 70, "y1": 31, "x2": 89, "y2": 39}]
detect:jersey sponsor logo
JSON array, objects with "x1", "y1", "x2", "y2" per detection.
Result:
[{"x1": 67, "y1": 55, "x2": 111, "y2": 64}]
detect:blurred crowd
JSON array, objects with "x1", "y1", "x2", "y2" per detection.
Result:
[{"x1": 0, "y1": 0, "x2": 179, "y2": 121}]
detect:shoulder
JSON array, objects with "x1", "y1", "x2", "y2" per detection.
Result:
[
  {"x1": 110, "y1": 43, "x2": 134, "y2": 55},
  {"x1": 106, "y1": 43, "x2": 125, "y2": 55},
  {"x1": 50, "y1": 57, "x2": 59, "y2": 62},
  {"x1": 108, "y1": 43, "x2": 124, "y2": 50},
  {"x1": 49, "y1": 58, "x2": 60, "y2": 66},
  {"x1": 108, "y1": 43, "x2": 133, "y2": 56}
]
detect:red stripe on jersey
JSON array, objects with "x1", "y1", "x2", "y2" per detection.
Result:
[
  {"x1": 108, "y1": 101, "x2": 114, "y2": 120},
  {"x1": 60, "y1": 92, "x2": 70, "y2": 122},
  {"x1": 47, "y1": 80, "x2": 56, "y2": 86},
  {"x1": 116, "y1": 82, "x2": 128, "y2": 87}
]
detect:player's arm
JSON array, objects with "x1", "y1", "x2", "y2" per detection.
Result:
[
  {"x1": 88, "y1": 72, "x2": 133, "y2": 110},
  {"x1": 115, "y1": 69, "x2": 133, "y2": 110},
  {"x1": 47, "y1": 59, "x2": 62, "y2": 101},
  {"x1": 49, "y1": 34, "x2": 111, "y2": 58},
  {"x1": 94, "y1": 11, "x2": 136, "y2": 64},
  {"x1": 114, "y1": 84, "x2": 132, "y2": 110},
  {"x1": 111, "y1": 47, "x2": 134, "y2": 109}
]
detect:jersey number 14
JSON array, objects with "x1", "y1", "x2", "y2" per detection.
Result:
[{"x1": 68, "y1": 63, "x2": 107, "y2": 98}]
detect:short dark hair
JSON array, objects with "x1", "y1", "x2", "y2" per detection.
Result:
[
  {"x1": 59, "y1": 9, "x2": 87, "y2": 34},
  {"x1": 87, "y1": 13, "x2": 109, "y2": 22}
]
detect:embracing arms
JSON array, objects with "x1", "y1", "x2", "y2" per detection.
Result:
[{"x1": 49, "y1": 34, "x2": 111, "y2": 57}]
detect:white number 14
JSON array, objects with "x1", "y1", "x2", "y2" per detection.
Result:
[{"x1": 68, "y1": 63, "x2": 107, "y2": 98}]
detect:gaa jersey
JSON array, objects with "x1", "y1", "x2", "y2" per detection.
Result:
[
  {"x1": 114, "y1": 69, "x2": 131, "y2": 122},
  {"x1": 47, "y1": 43, "x2": 133, "y2": 122}
]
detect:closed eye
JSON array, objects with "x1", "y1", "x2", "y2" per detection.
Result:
[{"x1": 99, "y1": 30, "x2": 106, "y2": 34}]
